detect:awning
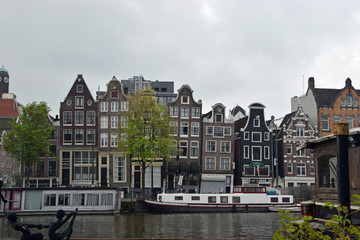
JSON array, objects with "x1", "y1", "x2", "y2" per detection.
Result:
[
  {"x1": 201, "y1": 174, "x2": 226, "y2": 181},
  {"x1": 167, "y1": 162, "x2": 177, "y2": 173}
]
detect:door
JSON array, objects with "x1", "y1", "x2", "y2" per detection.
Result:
[
  {"x1": 62, "y1": 169, "x2": 70, "y2": 186},
  {"x1": 101, "y1": 168, "x2": 107, "y2": 187}
]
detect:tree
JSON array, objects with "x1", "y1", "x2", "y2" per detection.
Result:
[
  {"x1": 2, "y1": 101, "x2": 54, "y2": 170},
  {"x1": 118, "y1": 88, "x2": 175, "y2": 198}
]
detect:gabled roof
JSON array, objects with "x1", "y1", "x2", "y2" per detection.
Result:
[
  {"x1": 313, "y1": 88, "x2": 341, "y2": 107},
  {"x1": 0, "y1": 99, "x2": 19, "y2": 118}
]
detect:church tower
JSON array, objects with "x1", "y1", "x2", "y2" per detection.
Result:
[{"x1": 0, "y1": 65, "x2": 9, "y2": 98}]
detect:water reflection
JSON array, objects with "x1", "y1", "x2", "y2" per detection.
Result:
[{"x1": 1, "y1": 212, "x2": 300, "y2": 239}]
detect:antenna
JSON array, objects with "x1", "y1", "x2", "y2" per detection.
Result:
[{"x1": 303, "y1": 75, "x2": 305, "y2": 94}]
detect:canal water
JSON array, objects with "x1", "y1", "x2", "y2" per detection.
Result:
[{"x1": 1, "y1": 212, "x2": 301, "y2": 239}]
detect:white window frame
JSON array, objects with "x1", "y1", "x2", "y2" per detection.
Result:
[
  {"x1": 111, "y1": 133, "x2": 118, "y2": 147},
  {"x1": 113, "y1": 156, "x2": 126, "y2": 182},
  {"x1": 111, "y1": 101, "x2": 119, "y2": 112},
  {"x1": 252, "y1": 146, "x2": 262, "y2": 161},
  {"x1": 220, "y1": 141, "x2": 231, "y2": 153},
  {"x1": 206, "y1": 140, "x2": 216, "y2": 152},
  {"x1": 287, "y1": 162, "x2": 293, "y2": 173},
  {"x1": 191, "y1": 122, "x2": 199, "y2": 136},
  {"x1": 179, "y1": 141, "x2": 188, "y2": 158},
  {"x1": 296, "y1": 163, "x2": 306, "y2": 176},
  {"x1": 264, "y1": 146, "x2": 270, "y2": 159},
  {"x1": 192, "y1": 107, "x2": 200, "y2": 118},
  {"x1": 101, "y1": 116, "x2": 108, "y2": 129},
  {"x1": 169, "y1": 106, "x2": 178, "y2": 117},
  {"x1": 101, "y1": 133, "x2": 108, "y2": 147},
  {"x1": 180, "y1": 107, "x2": 189, "y2": 118},
  {"x1": 286, "y1": 144, "x2": 292, "y2": 154},
  {"x1": 244, "y1": 145, "x2": 249, "y2": 159},
  {"x1": 101, "y1": 102, "x2": 108, "y2": 112},
  {"x1": 190, "y1": 141, "x2": 199, "y2": 158},
  {"x1": 205, "y1": 157, "x2": 216, "y2": 170},
  {"x1": 75, "y1": 96, "x2": 84, "y2": 109},
  {"x1": 63, "y1": 111, "x2": 72, "y2": 125},
  {"x1": 244, "y1": 131, "x2": 249, "y2": 140},
  {"x1": 111, "y1": 116, "x2": 118, "y2": 129},
  {"x1": 180, "y1": 122, "x2": 189, "y2": 136},
  {"x1": 121, "y1": 101, "x2": 128, "y2": 111},
  {"x1": 181, "y1": 96, "x2": 189, "y2": 104},
  {"x1": 220, "y1": 157, "x2": 230, "y2": 170},
  {"x1": 252, "y1": 132, "x2": 262, "y2": 142}
]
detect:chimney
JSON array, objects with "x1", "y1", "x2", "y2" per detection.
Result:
[{"x1": 308, "y1": 77, "x2": 315, "y2": 89}]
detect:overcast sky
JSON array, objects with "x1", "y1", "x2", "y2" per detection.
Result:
[{"x1": 2, "y1": 0, "x2": 360, "y2": 120}]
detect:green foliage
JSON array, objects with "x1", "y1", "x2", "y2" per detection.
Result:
[
  {"x1": 2, "y1": 101, "x2": 54, "y2": 167},
  {"x1": 273, "y1": 194, "x2": 360, "y2": 240},
  {"x1": 118, "y1": 88, "x2": 176, "y2": 195}
]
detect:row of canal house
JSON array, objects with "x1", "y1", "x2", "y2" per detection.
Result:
[{"x1": 7, "y1": 69, "x2": 360, "y2": 195}]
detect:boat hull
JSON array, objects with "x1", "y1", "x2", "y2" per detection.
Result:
[{"x1": 143, "y1": 199, "x2": 292, "y2": 213}]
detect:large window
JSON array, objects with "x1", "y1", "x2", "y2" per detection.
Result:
[
  {"x1": 252, "y1": 132, "x2": 261, "y2": 142},
  {"x1": 258, "y1": 166, "x2": 269, "y2": 176},
  {"x1": 296, "y1": 127, "x2": 304, "y2": 137},
  {"x1": 63, "y1": 130, "x2": 72, "y2": 144},
  {"x1": 169, "y1": 106, "x2": 178, "y2": 117},
  {"x1": 214, "y1": 127, "x2": 224, "y2": 137},
  {"x1": 206, "y1": 140, "x2": 216, "y2": 152},
  {"x1": 191, "y1": 122, "x2": 199, "y2": 136},
  {"x1": 190, "y1": 141, "x2": 199, "y2": 157},
  {"x1": 221, "y1": 141, "x2": 231, "y2": 153},
  {"x1": 101, "y1": 116, "x2": 108, "y2": 129},
  {"x1": 111, "y1": 102, "x2": 119, "y2": 112},
  {"x1": 111, "y1": 133, "x2": 118, "y2": 147},
  {"x1": 205, "y1": 157, "x2": 216, "y2": 170},
  {"x1": 321, "y1": 115, "x2": 329, "y2": 131},
  {"x1": 75, "y1": 96, "x2": 84, "y2": 108},
  {"x1": 114, "y1": 157, "x2": 126, "y2": 182},
  {"x1": 170, "y1": 121, "x2": 178, "y2": 135},
  {"x1": 179, "y1": 141, "x2": 188, "y2": 157},
  {"x1": 111, "y1": 116, "x2": 118, "y2": 129},
  {"x1": 346, "y1": 115, "x2": 354, "y2": 129},
  {"x1": 192, "y1": 107, "x2": 200, "y2": 118},
  {"x1": 121, "y1": 101, "x2": 128, "y2": 111},
  {"x1": 87, "y1": 129, "x2": 95, "y2": 145},
  {"x1": 334, "y1": 115, "x2": 341, "y2": 124},
  {"x1": 206, "y1": 126, "x2": 213, "y2": 135},
  {"x1": 244, "y1": 166, "x2": 255, "y2": 176},
  {"x1": 180, "y1": 122, "x2": 189, "y2": 135},
  {"x1": 63, "y1": 111, "x2": 72, "y2": 125},
  {"x1": 101, "y1": 133, "x2": 108, "y2": 147},
  {"x1": 296, "y1": 163, "x2": 306, "y2": 176},
  {"x1": 215, "y1": 114, "x2": 222, "y2": 123},
  {"x1": 220, "y1": 157, "x2": 230, "y2": 170},
  {"x1": 101, "y1": 102, "x2": 108, "y2": 112},
  {"x1": 75, "y1": 129, "x2": 84, "y2": 144},
  {"x1": 181, "y1": 107, "x2": 189, "y2": 118},
  {"x1": 86, "y1": 111, "x2": 95, "y2": 126},
  {"x1": 75, "y1": 111, "x2": 84, "y2": 125},
  {"x1": 252, "y1": 146, "x2": 261, "y2": 161}
]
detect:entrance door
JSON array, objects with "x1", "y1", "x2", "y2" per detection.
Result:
[
  {"x1": 62, "y1": 169, "x2": 70, "y2": 186},
  {"x1": 168, "y1": 174, "x2": 174, "y2": 189},
  {"x1": 134, "y1": 171, "x2": 141, "y2": 189},
  {"x1": 101, "y1": 168, "x2": 107, "y2": 187}
]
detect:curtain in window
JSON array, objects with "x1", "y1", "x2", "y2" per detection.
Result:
[{"x1": 24, "y1": 190, "x2": 42, "y2": 210}]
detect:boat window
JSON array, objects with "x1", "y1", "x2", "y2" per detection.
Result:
[
  {"x1": 87, "y1": 193, "x2": 100, "y2": 206},
  {"x1": 58, "y1": 194, "x2": 70, "y2": 206},
  {"x1": 232, "y1": 197, "x2": 240, "y2": 203},
  {"x1": 101, "y1": 193, "x2": 113, "y2": 206},
  {"x1": 73, "y1": 193, "x2": 86, "y2": 206},
  {"x1": 261, "y1": 188, "x2": 266, "y2": 192},
  {"x1": 175, "y1": 196, "x2": 183, "y2": 201},
  {"x1": 220, "y1": 196, "x2": 228, "y2": 203},
  {"x1": 191, "y1": 196, "x2": 200, "y2": 201},
  {"x1": 244, "y1": 188, "x2": 248, "y2": 193},
  {"x1": 282, "y1": 197, "x2": 290, "y2": 203},
  {"x1": 208, "y1": 196, "x2": 216, "y2": 203},
  {"x1": 270, "y1": 197, "x2": 279, "y2": 203},
  {"x1": 44, "y1": 194, "x2": 56, "y2": 206}
]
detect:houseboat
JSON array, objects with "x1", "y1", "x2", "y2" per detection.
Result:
[
  {"x1": 0, "y1": 187, "x2": 121, "y2": 215},
  {"x1": 143, "y1": 186, "x2": 295, "y2": 212}
]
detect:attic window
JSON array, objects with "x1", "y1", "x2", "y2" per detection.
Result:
[
  {"x1": 181, "y1": 96, "x2": 189, "y2": 104},
  {"x1": 112, "y1": 91, "x2": 118, "y2": 98},
  {"x1": 77, "y1": 85, "x2": 83, "y2": 93}
]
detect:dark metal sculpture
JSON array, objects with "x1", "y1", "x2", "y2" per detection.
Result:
[
  {"x1": 48, "y1": 208, "x2": 78, "y2": 240},
  {"x1": 6, "y1": 211, "x2": 48, "y2": 240},
  {"x1": 0, "y1": 179, "x2": 8, "y2": 204}
]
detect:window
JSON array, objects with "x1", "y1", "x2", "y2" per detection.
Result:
[
  {"x1": 346, "y1": 115, "x2": 354, "y2": 129},
  {"x1": 206, "y1": 126, "x2": 213, "y2": 135},
  {"x1": 214, "y1": 127, "x2": 224, "y2": 137},
  {"x1": 75, "y1": 96, "x2": 84, "y2": 108},
  {"x1": 220, "y1": 157, "x2": 230, "y2": 170},
  {"x1": 296, "y1": 144, "x2": 305, "y2": 156},
  {"x1": 111, "y1": 116, "x2": 118, "y2": 128},
  {"x1": 264, "y1": 146, "x2": 270, "y2": 159},
  {"x1": 286, "y1": 144, "x2": 292, "y2": 154},
  {"x1": 297, "y1": 163, "x2": 306, "y2": 176},
  {"x1": 233, "y1": 197, "x2": 241, "y2": 203},
  {"x1": 175, "y1": 196, "x2": 183, "y2": 201},
  {"x1": 310, "y1": 163, "x2": 315, "y2": 174},
  {"x1": 170, "y1": 121, "x2": 178, "y2": 135},
  {"x1": 75, "y1": 111, "x2": 84, "y2": 125},
  {"x1": 192, "y1": 196, "x2": 200, "y2": 201},
  {"x1": 252, "y1": 132, "x2": 261, "y2": 142},
  {"x1": 271, "y1": 197, "x2": 279, "y2": 203},
  {"x1": 75, "y1": 129, "x2": 84, "y2": 144},
  {"x1": 205, "y1": 157, "x2": 216, "y2": 170},
  {"x1": 264, "y1": 132, "x2": 270, "y2": 141},
  {"x1": 215, "y1": 114, "x2": 222, "y2": 123},
  {"x1": 192, "y1": 107, "x2": 200, "y2": 118},
  {"x1": 224, "y1": 127, "x2": 231, "y2": 136},
  {"x1": 169, "y1": 106, "x2": 178, "y2": 117},
  {"x1": 44, "y1": 194, "x2": 56, "y2": 206},
  {"x1": 244, "y1": 131, "x2": 249, "y2": 140},
  {"x1": 101, "y1": 133, "x2": 108, "y2": 147},
  {"x1": 111, "y1": 133, "x2": 118, "y2": 147},
  {"x1": 63, "y1": 111, "x2": 72, "y2": 125},
  {"x1": 220, "y1": 196, "x2": 228, "y2": 203},
  {"x1": 63, "y1": 130, "x2": 72, "y2": 144},
  {"x1": 112, "y1": 91, "x2": 118, "y2": 98},
  {"x1": 221, "y1": 141, "x2": 231, "y2": 153},
  {"x1": 206, "y1": 140, "x2": 216, "y2": 152},
  {"x1": 49, "y1": 161, "x2": 56, "y2": 176},
  {"x1": 111, "y1": 102, "x2": 119, "y2": 112},
  {"x1": 254, "y1": 118, "x2": 260, "y2": 127},
  {"x1": 72, "y1": 193, "x2": 85, "y2": 206},
  {"x1": 77, "y1": 85, "x2": 83, "y2": 93},
  {"x1": 180, "y1": 122, "x2": 189, "y2": 135},
  {"x1": 121, "y1": 101, "x2": 128, "y2": 111},
  {"x1": 252, "y1": 146, "x2": 261, "y2": 161},
  {"x1": 180, "y1": 107, "x2": 189, "y2": 118},
  {"x1": 321, "y1": 115, "x2": 329, "y2": 131},
  {"x1": 179, "y1": 141, "x2": 188, "y2": 157},
  {"x1": 258, "y1": 166, "x2": 269, "y2": 176},
  {"x1": 181, "y1": 96, "x2": 189, "y2": 104},
  {"x1": 244, "y1": 146, "x2": 249, "y2": 159},
  {"x1": 86, "y1": 111, "x2": 95, "y2": 126},
  {"x1": 296, "y1": 127, "x2": 304, "y2": 137},
  {"x1": 121, "y1": 116, "x2": 127, "y2": 128},
  {"x1": 114, "y1": 156, "x2": 126, "y2": 181},
  {"x1": 101, "y1": 116, "x2": 108, "y2": 129},
  {"x1": 191, "y1": 122, "x2": 199, "y2": 136},
  {"x1": 334, "y1": 115, "x2": 341, "y2": 124},
  {"x1": 87, "y1": 194, "x2": 100, "y2": 206},
  {"x1": 244, "y1": 166, "x2": 255, "y2": 176},
  {"x1": 190, "y1": 141, "x2": 199, "y2": 157},
  {"x1": 58, "y1": 194, "x2": 70, "y2": 206},
  {"x1": 287, "y1": 162, "x2": 293, "y2": 173},
  {"x1": 87, "y1": 129, "x2": 95, "y2": 145},
  {"x1": 101, "y1": 102, "x2": 108, "y2": 112}
]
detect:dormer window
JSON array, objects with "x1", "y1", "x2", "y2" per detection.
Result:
[
  {"x1": 215, "y1": 114, "x2": 222, "y2": 123},
  {"x1": 254, "y1": 118, "x2": 260, "y2": 127},
  {"x1": 181, "y1": 96, "x2": 189, "y2": 104},
  {"x1": 76, "y1": 85, "x2": 83, "y2": 93}
]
